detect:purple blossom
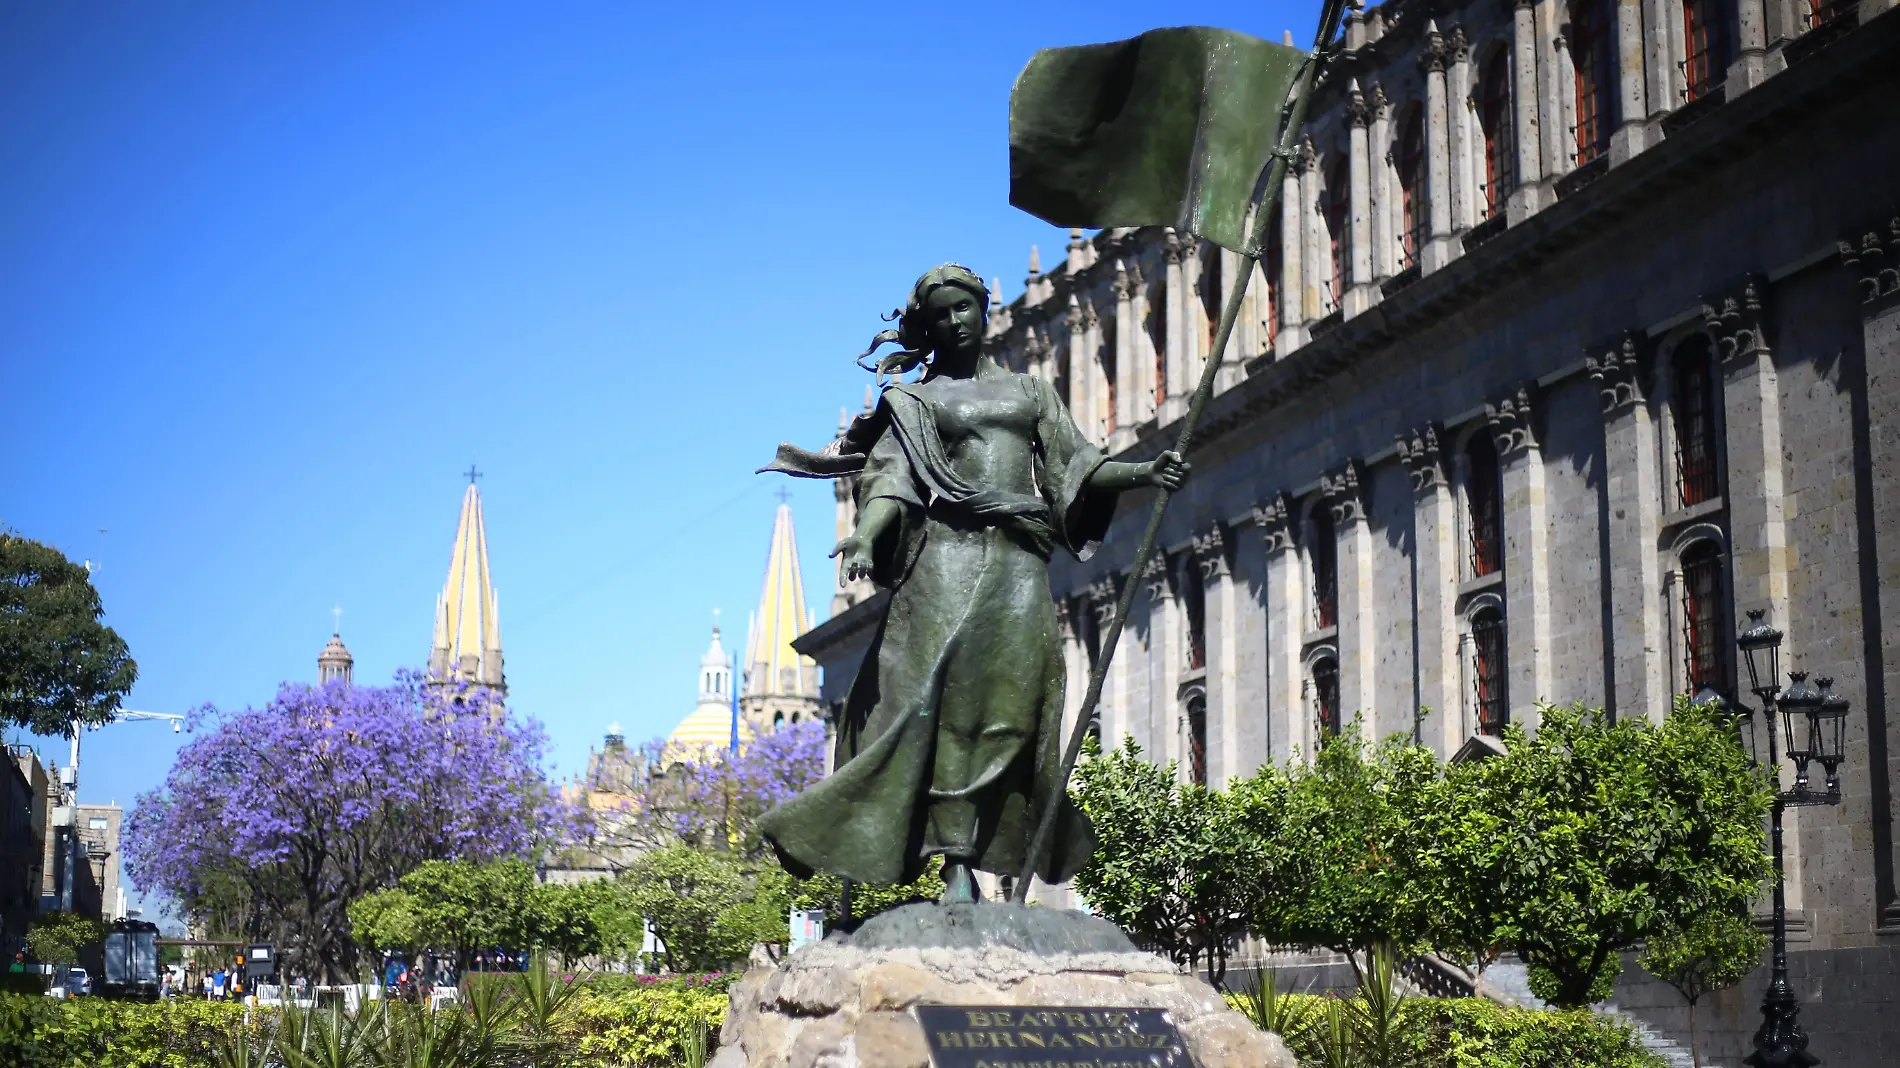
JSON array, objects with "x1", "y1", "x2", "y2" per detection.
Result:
[{"x1": 123, "y1": 670, "x2": 573, "y2": 981}]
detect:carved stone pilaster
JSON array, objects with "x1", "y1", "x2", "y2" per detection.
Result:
[
  {"x1": 1255, "y1": 493, "x2": 1296, "y2": 554},
  {"x1": 1585, "y1": 332, "x2": 1646, "y2": 414},
  {"x1": 1163, "y1": 227, "x2": 1187, "y2": 265},
  {"x1": 1079, "y1": 301, "x2": 1100, "y2": 331},
  {"x1": 1346, "y1": 80, "x2": 1371, "y2": 128},
  {"x1": 1486, "y1": 384, "x2": 1538, "y2": 456},
  {"x1": 1448, "y1": 24, "x2": 1468, "y2": 63},
  {"x1": 1141, "y1": 554, "x2": 1174, "y2": 602},
  {"x1": 1112, "y1": 260, "x2": 1134, "y2": 300},
  {"x1": 1419, "y1": 20, "x2": 1448, "y2": 73},
  {"x1": 1055, "y1": 597, "x2": 1076, "y2": 639},
  {"x1": 1840, "y1": 217, "x2": 1900, "y2": 306},
  {"x1": 1396, "y1": 424, "x2": 1446, "y2": 493},
  {"x1": 1085, "y1": 576, "x2": 1122, "y2": 626},
  {"x1": 1701, "y1": 276, "x2": 1770, "y2": 365},
  {"x1": 1295, "y1": 136, "x2": 1316, "y2": 176},
  {"x1": 1192, "y1": 526, "x2": 1229, "y2": 581},
  {"x1": 1322, "y1": 461, "x2": 1367, "y2": 526}
]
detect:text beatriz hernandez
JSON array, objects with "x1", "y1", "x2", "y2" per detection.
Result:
[{"x1": 928, "y1": 1008, "x2": 1177, "y2": 1064}]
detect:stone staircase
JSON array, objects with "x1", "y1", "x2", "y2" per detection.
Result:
[{"x1": 1480, "y1": 959, "x2": 1712, "y2": 1068}]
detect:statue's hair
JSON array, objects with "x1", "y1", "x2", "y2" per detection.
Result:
[{"x1": 856, "y1": 264, "x2": 991, "y2": 380}]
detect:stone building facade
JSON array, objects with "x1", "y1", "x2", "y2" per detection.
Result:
[{"x1": 797, "y1": 2, "x2": 1900, "y2": 1061}]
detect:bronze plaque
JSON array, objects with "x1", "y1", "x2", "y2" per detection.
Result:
[{"x1": 914, "y1": 1005, "x2": 1193, "y2": 1068}]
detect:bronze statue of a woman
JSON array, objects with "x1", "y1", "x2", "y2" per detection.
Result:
[{"x1": 759, "y1": 264, "x2": 1188, "y2": 905}]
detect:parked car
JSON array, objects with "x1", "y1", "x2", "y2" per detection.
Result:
[{"x1": 63, "y1": 968, "x2": 91, "y2": 996}]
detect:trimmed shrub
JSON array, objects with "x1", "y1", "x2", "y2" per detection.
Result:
[
  {"x1": 557, "y1": 984, "x2": 729, "y2": 1066},
  {"x1": 0, "y1": 993, "x2": 265, "y2": 1068}
]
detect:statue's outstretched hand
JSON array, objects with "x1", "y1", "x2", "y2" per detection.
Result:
[
  {"x1": 831, "y1": 534, "x2": 875, "y2": 583},
  {"x1": 1149, "y1": 450, "x2": 1191, "y2": 491}
]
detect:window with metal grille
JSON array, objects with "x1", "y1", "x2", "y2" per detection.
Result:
[
  {"x1": 1325, "y1": 162, "x2": 1349, "y2": 307},
  {"x1": 1399, "y1": 112, "x2": 1426, "y2": 266},
  {"x1": 1682, "y1": 0, "x2": 1731, "y2": 102},
  {"x1": 1571, "y1": 0, "x2": 1616, "y2": 165},
  {"x1": 1466, "y1": 432, "x2": 1503, "y2": 577},
  {"x1": 1185, "y1": 558, "x2": 1207, "y2": 671},
  {"x1": 1312, "y1": 657, "x2": 1341, "y2": 738},
  {"x1": 1201, "y1": 246, "x2": 1224, "y2": 353},
  {"x1": 1673, "y1": 336, "x2": 1721, "y2": 507},
  {"x1": 1481, "y1": 52, "x2": 1514, "y2": 218},
  {"x1": 1310, "y1": 508, "x2": 1338, "y2": 629},
  {"x1": 1186, "y1": 693, "x2": 1209, "y2": 786},
  {"x1": 1681, "y1": 540, "x2": 1729, "y2": 692},
  {"x1": 1805, "y1": 0, "x2": 1849, "y2": 28},
  {"x1": 1149, "y1": 274, "x2": 1167, "y2": 407},
  {"x1": 1472, "y1": 609, "x2": 1509, "y2": 734}
]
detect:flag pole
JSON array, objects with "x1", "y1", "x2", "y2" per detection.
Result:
[{"x1": 1012, "y1": 0, "x2": 1350, "y2": 904}]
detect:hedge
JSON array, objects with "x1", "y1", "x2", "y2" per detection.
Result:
[{"x1": 1230, "y1": 992, "x2": 1668, "y2": 1068}]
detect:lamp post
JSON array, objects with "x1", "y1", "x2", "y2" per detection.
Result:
[{"x1": 1694, "y1": 609, "x2": 1848, "y2": 1068}]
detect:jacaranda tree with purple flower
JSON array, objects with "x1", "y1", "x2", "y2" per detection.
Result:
[{"x1": 124, "y1": 670, "x2": 569, "y2": 982}]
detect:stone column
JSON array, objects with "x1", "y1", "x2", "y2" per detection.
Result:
[
  {"x1": 1277, "y1": 152, "x2": 1307, "y2": 355},
  {"x1": 1588, "y1": 335, "x2": 1670, "y2": 723},
  {"x1": 1535, "y1": 0, "x2": 1569, "y2": 188},
  {"x1": 1140, "y1": 555, "x2": 1181, "y2": 768},
  {"x1": 1729, "y1": 0, "x2": 1770, "y2": 93},
  {"x1": 1299, "y1": 138, "x2": 1329, "y2": 326},
  {"x1": 1056, "y1": 598, "x2": 1085, "y2": 743},
  {"x1": 1446, "y1": 27, "x2": 1476, "y2": 234},
  {"x1": 1086, "y1": 576, "x2": 1125, "y2": 744},
  {"x1": 1112, "y1": 261, "x2": 1136, "y2": 450},
  {"x1": 1641, "y1": 0, "x2": 1675, "y2": 129},
  {"x1": 1368, "y1": 82, "x2": 1394, "y2": 282},
  {"x1": 1509, "y1": 0, "x2": 1545, "y2": 222},
  {"x1": 1228, "y1": 519, "x2": 1272, "y2": 777},
  {"x1": 1490, "y1": 385, "x2": 1553, "y2": 728},
  {"x1": 1609, "y1": 0, "x2": 1648, "y2": 162},
  {"x1": 1162, "y1": 231, "x2": 1188, "y2": 424},
  {"x1": 1345, "y1": 80, "x2": 1376, "y2": 318},
  {"x1": 1065, "y1": 295, "x2": 1092, "y2": 444},
  {"x1": 1259, "y1": 496, "x2": 1309, "y2": 761},
  {"x1": 1399, "y1": 426, "x2": 1462, "y2": 757},
  {"x1": 1326, "y1": 462, "x2": 1378, "y2": 737},
  {"x1": 1421, "y1": 23, "x2": 1458, "y2": 274},
  {"x1": 1083, "y1": 302, "x2": 1107, "y2": 444},
  {"x1": 1194, "y1": 527, "x2": 1242, "y2": 784}
]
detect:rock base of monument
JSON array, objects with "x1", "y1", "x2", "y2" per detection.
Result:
[{"x1": 712, "y1": 903, "x2": 1292, "y2": 1068}]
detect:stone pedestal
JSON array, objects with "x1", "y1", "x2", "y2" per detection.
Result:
[{"x1": 713, "y1": 903, "x2": 1292, "y2": 1068}]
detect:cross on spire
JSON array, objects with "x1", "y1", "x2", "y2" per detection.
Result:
[
  {"x1": 465, "y1": 464, "x2": 483, "y2": 484},
  {"x1": 775, "y1": 487, "x2": 792, "y2": 505}
]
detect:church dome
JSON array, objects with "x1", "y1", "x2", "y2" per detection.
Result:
[{"x1": 318, "y1": 632, "x2": 354, "y2": 685}]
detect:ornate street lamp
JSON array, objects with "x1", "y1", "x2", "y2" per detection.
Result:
[{"x1": 1715, "y1": 610, "x2": 1849, "y2": 1068}]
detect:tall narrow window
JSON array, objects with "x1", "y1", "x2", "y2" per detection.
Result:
[
  {"x1": 1265, "y1": 217, "x2": 1282, "y2": 340},
  {"x1": 1805, "y1": 0, "x2": 1847, "y2": 28},
  {"x1": 1201, "y1": 246, "x2": 1224, "y2": 352},
  {"x1": 1312, "y1": 657, "x2": 1341, "y2": 738},
  {"x1": 1481, "y1": 52, "x2": 1514, "y2": 218},
  {"x1": 1309, "y1": 507, "x2": 1338, "y2": 629},
  {"x1": 1674, "y1": 336, "x2": 1721, "y2": 507},
  {"x1": 1184, "y1": 559, "x2": 1207, "y2": 672},
  {"x1": 1681, "y1": 540, "x2": 1729, "y2": 692},
  {"x1": 1149, "y1": 274, "x2": 1168, "y2": 407},
  {"x1": 1682, "y1": 0, "x2": 1731, "y2": 101},
  {"x1": 1466, "y1": 431, "x2": 1504, "y2": 577},
  {"x1": 1572, "y1": 0, "x2": 1616, "y2": 165},
  {"x1": 1398, "y1": 111, "x2": 1426, "y2": 267},
  {"x1": 1186, "y1": 693, "x2": 1209, "y2": 786},
  {"x1": 1324, "y1": 162, "x2": 1349, "y2": 307},
  {"x1": 1100, "y1": 320, "x2": 1118, "y2": 434},
  {"x1": 1472, "y1": 608, "x2": 1509, "y2": 734}
]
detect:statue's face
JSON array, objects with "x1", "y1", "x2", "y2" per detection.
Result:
[{"x1": 922, "y1": 284, "x2": 984, "y2": 358}]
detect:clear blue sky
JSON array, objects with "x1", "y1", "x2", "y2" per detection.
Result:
[{"x1": 0, "y1": 1, "x2": 1315, "y2": 907}]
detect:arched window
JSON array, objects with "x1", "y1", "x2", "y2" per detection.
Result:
[
  {"x1": 1324, "y1": 161, "x2": 1349, "y2": 307},
  {"x1": 1312, "y1": 656, "x2": 1341, "y2": 738},
  {"x1": 1466, "y1": 431, "x2": 1504, "y2": 577},
  {"x1": 1398, "y1": 111, "x2": 1426, "y2": 267},
  {"x1": 1309, "y1": 506, "x2": 1338, "y2": 629},
  {"x1": 1186, "y1": 691, "x2": 1209, "y2": 786},
  {"x1": 1201, "y1": 245, "x2": 1224, "y2": 352},
  {"x1": 1571, "y1": 0, "x2": 1616, "y2": 165},
  {"x1": 1674, "y1": 336, "x2": 1722, "y2": 507},
  {"x1": 1472, "y1": 608, "x2": 1509, "y2": 734},
  {"x1": 1681, "y1": 539, "x2": 1730, "y2": 692},
  {"x1": 1682, "y1": 0, "x2": 1731, "y2": 102},
  {"x1": 1480, "y1": 50, "x2": 1514, "y2": 219}
]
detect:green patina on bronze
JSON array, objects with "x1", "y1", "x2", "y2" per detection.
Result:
[
  {"x1": 759, "y1": 265, "x2": 1187, "y2": 904},
  {"x1": 1009, "y1": 26, "x2": 1306, "y2": 255}
]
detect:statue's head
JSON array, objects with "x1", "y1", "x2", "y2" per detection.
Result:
[{"x1": 858, "y1": 264, "x2": 990, "y2": 379}]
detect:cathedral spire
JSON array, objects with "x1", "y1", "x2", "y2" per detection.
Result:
[
  {"x1": 742, "y1": 497, "x2": 822, "y2": 729},
  {"x1": 428, "y1": 476, "x2": 505, "y2": 692}
]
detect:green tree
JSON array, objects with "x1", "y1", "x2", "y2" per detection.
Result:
[
  {"x1": 1245, "y1": 728, "x2": 1438, "y2": 978},
  {"x1": 1459, "y1": 700, "x2": 1772, "y2": 1008},
  {"x1": 25, "y1": 911, "x2": 105, "y2": 965},
  {"x1": 621, "y1": 845, "x2": 771, "y2": 973},
  {"x1": 0, "y1": 532, "x2": 137, "y2": 736},
  {"x1": 1639, "y1": 909, "x2": 1765, "y2": 1068},
  {"x1": 1072, "y1": 735, "x2": 1264, "y2": 988},
  {"x1": 345, "y1": 859, "x2": 537, "y2": 972},
  {"x1": 528, "y1": 878, "x2": 621, "y2": 968}
]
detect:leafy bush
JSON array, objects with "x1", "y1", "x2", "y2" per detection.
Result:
[
  {"x1": 1225, "y1": 991, "x2": 1665, "y2": 1068},
  {"x1": 0, "y1": 994, "x2": 265, "y2": 1068},
  {"x1": 555, "y1": 984, "x2": 728, "y2": 1067}
]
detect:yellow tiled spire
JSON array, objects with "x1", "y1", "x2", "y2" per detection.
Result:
[
  {"x1": 745, "y1": 501, "x2": 817, "y2": 702},
  {"x1": 428, "y1": 479, "x2": 505, "y2": 692}
]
